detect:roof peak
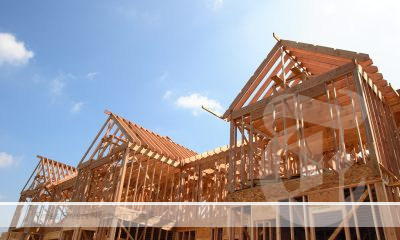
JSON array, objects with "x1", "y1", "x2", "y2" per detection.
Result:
[
  {"x1": 104, "y1": 110, "x2": 197, "y2": 160},
  {"x1": 223, "y1": 34, "x2": 373, "y2": 118}
]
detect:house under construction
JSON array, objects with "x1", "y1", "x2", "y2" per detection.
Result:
[{"x1": 5, "y1": 35, "x2": 400, "y2": 240}]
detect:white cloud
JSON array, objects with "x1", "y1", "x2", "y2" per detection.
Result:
[
  {"x1": 175, "y1": 93, "x2": 223, "y2": 116},
  {"x1": 0, "y1": 33, "x2": 34, "y2": 66},
  {"x1": 208, "y1": 0, "x2": 224, "y2": 10},
  {"x1": 86, "y1": 72, "x2": 99, "y2": 80},
  {"x1": 0, "y1": 152, "x2": 15, "y2": 168},
  {"x1": 163, "y1": 90, "x2": 173, "y2": 100},
  {"x1": 70, "y1": 102, "x2": 84, "y2": 114},
  {"x1": 50, "y1": 77, "x2": 65, "y2": 96}
]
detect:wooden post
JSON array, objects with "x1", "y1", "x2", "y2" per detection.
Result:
[
  {"x1": 332, "y1": 80, "x2": 347, "y2": 168},
  {"x1": 229, "y1": 121, "x2": 236, "y2": 192},
  {"x1": 276, "y1": 204, "x2": 281, "y2": 240},
  {"x1": 345, "y1": 74, "x2": 367, "y2": 164},
  {"x1": 140, "y1": 156, "x2": 150, "y2": 202},
  {"x1": 155, "y1": 162, "x2": 164, "y2": 202},
  {"x1": 349, "y1": 188, "x2": 361, "y2": 239},
  {"x1": 8, "y1": 196, "x2": 26, "y2": 231},
  {"x1": 352, "y1": 67, "x2": 380, "y2": 175},
  {"x1": 113, "y1": 146, "x2": 130, "y2": 202},
  {"x1": 272, "y1": 103, "x2": 279, "y2": 181},
  {"x1": 240, "y1": 117, "x2": 246, "y2": 189},
  {"x1": 362, "y1": 73, "x2": 388, "y2": 169},
  {"x1": 162, "y1": 165, "x2": 170, "y2": 202},
  {"x1": 375, "y1": 182, "x2": 397, "y2": 239},
  {"x1": 299, "y1": 98, "x2": 308, "y2": 176},
  {"x1": 123, "y1": 151, "x2": 137, "y2": 202},
  {"x1": 282, "y1": 98, "x2": 289, "y2": 179},
  {"x1": 133, "y1": 156, "x2": 143, "y2": 202},
  {"x1": 289, "y1": 198, "x2": 294, "y2": 240},
  {"x1": 249, "y1": 116, "x2": 254, "y2": 187},
  {"x1": 367, "y1": 184, "x2": 381, "y2": 240},
  {"x1": 324, "y1": 81, "x2": 339, "y2": 170},
  {"x1": 310, "y1": 212, "x2": 316, "y2": 240},
  {"x1": 294, "y1": 93, "x2": 303, "y2": 177},
  {"x1": 340, "y1": 188, "x2": 351, "y2": 239},
  {"x1": 302, "y1": 196, "x2": 309, "y2": 240},
  {"x1": 280, "y1": 46, "x2": 287, "y2": 87},
  {"x1": 240, "y1": 206, "x2": 243, "y2": 240}
]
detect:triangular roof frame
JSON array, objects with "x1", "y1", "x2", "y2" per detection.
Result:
[
  {"x1": 223, "y1": 34, "x2": 373, "y2": 119},
  {"x1": 78, "y1": 110, "x2": 197, "y2": 167}
]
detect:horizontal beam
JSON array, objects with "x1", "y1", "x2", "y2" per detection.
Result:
[
  {"x1": 281, "y1": 39, "x2": 370, "y2": 62},
  {"x1": 230, "y1": 61, "x2": 356, "y2": 120}
]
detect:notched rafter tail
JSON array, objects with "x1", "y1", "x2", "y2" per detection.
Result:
[{"x1": 202, "y1": 105, "x2": 226, "y2": 121}]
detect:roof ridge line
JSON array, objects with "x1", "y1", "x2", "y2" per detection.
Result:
[{"x1": 105, "y1": 110, "x2": 197, "y2": 157}]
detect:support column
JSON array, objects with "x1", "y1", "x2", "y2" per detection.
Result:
[{"x1": 352, "y1": 67, "x2": 380, "y2": 175}]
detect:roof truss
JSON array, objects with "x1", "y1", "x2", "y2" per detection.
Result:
[
  {"x1": 78, "y1": 111, "x2": 196, "y2": 168},
  {"x1": 223, "y1": 36, "x2": 377, "y2": 119}
]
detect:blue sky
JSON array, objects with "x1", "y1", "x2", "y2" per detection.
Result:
[{"x1": 0, "y1": 0, "x2": 399, "y2": 202}]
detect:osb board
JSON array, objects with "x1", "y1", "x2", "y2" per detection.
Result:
[
  {"x1": 252, "y1": 205, "x2": 278, "y2": 221},
  {"x1": 222, "y1": 227, "x2": 230, "y2": 240},
  {"x1": 43, "y1": 231, "x2": 61, "y2": 240},
  {"x1": 196, "y1": 228, "x2": 212, "y2": 240},
  {"x1": 308, "y1": 189, "x2": 340, "y2": 202},
  {"x1": 175, "y1": 227, "x2": 197, "y2": 231},
  {"x1": 175, "y1": 228, "x2": 212, "y2": 240},
  {"x1": 0, "y1": 233, "x2": 8, "y2": 240},
  {"x1": 227, "y1": 163, "x2": 380, "y2": 202},
  {"x1": 6, "y1": 232, "x2": 24, "y2": 240}
]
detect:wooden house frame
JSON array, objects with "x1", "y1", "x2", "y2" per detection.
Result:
[{"x1": 5, "y1": 35, "x2": 400, "y2": 240}]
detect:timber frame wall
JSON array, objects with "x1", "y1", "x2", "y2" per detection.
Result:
[{"x1": 5, "y1": 36, "x2": 400, "y2": 240}]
